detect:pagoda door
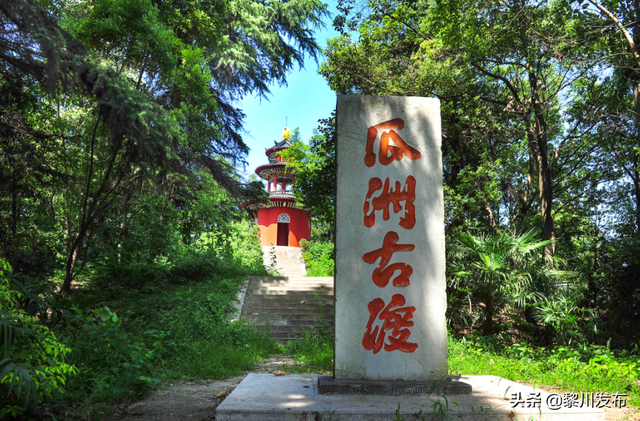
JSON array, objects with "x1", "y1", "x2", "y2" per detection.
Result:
[{"x1": 277, "y1": 213, "x2": 290, "y2": 246}]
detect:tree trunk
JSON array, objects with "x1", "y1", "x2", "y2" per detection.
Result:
[
  {"x1": 634, "y1": 0, "x2": 640, "y2": 235},
  {"x1": 60, "y1": 231, "x2": 85, "y2": 294},
  {"x1": 633, "y1": 79, "x2": 640, "y2": 234},
  {"x1": 11, "y1": 189, "x2": 17, "y2": 241},
  {"x1": 528, "y1": 68, "x2": 556, "y2": 256},
  {"x1": 482, "y1": 290, "x2": 494, "y2": 336}
]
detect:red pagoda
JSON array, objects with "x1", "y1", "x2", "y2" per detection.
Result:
[{"x1": 244, "y1": 128, "x2": 311, "y2": 247}]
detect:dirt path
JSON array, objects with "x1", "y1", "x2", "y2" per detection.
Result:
[
  {"x1": 102, "y1": 356, "x2": 297, "y2": 421},
  {"x1": 102, "y1": 357, "x2": 640, "y2": 421}
]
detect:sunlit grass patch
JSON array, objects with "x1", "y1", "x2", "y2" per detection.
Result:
[
  {"x1": 449, "y1": 336, "x2": 640, "y2": 407},
  {"x1": 279, "y1": 331, "x2": 334, "y2": 374}
]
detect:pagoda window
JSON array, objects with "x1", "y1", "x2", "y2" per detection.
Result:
[{"x1": 278, "y1": 213, "x2": 290, "y2": 223}]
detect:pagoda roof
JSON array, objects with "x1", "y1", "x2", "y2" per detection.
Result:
[
  {"x1": 266, "y1": 138, "x2": 292, "y2": 157},
  {"x1": 255, "y1": 162, "x2": 295, "y2": 179}
]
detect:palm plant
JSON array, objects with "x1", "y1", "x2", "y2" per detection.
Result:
[{"x1": 448, "y1": 230, "x2": 572, "y2": 336}]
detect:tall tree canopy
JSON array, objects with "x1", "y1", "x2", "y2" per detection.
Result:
[
  {"x1": 308, "y1": 0, "x2": 640, "y2": 344},
  {"x1": 0, "y1": 0, "x2": 328, "y2": 292},
  {"x1": 322, "y1": 0, "x2": 637, "y2": 249}
]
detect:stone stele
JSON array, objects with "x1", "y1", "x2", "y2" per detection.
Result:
[{"x1": 335, "y1": 95, "x2": 446, "y2": 381}]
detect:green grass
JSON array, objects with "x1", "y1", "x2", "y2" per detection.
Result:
[
  {"x1": 279, "y1": 331, "x2": 334, "y2": 373},
  {"x1": 62, "y1": 275, "x2": 280, "y2": 404},
  {"x1": 449, "y1": 335, "x2": 640, "y2": 407}
]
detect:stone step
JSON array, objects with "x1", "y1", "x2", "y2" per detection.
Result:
[
  {"x1": 241, "y1": 274, "x2": 335, "y2": 343},
  {"x1": 253, "y1": 283, "x2": 331, "y2": 288},
  {"x1": 244, "y1": 314, "x2": 332, "y2": 321},
  {"x1": 244, "y1": 320, "x2": 331, "y2": 327},
  {"x1": 243, "y1": 309, "x2": 333, "y2": 320},
  {"x1": 243, "y1": 300, "x2": 332, "y2": 306},
  {"x1": 243, "y1": 299, "x2": 333, "y2": 306},
  {"x1": 262, "y1": 246, "x2": 306, "y2": 278},
  {"x1": 244, "y1": 307, "x2": 332, "y2": 314},
  {"x1": 245, "y1": 294, "x2": 334, "y2": 307},
  {"x1": 246, "y1": 288, "x2": 333, "y2": 294},
  {"x1": 267, "y1": 326, "x2": 333, "y2": 335},
  {"x1": 250, "y1": 285, "x2": 333, "y2": 290},
  {"x1": 245, "y1": 289, "x2": 333, "y2": 295},
  {"x1": 250, "y1": 287, "x2": 333, "y2": 293},
  {"x1": 245, "y1": 313, "x2": 332, "y2": 321},
  {"x1": 246, "y1": 291, "x2": 333, "y2": 297},
  {"x1": 249, "y1": 321, "x2": 330, "y2": 331},
  {"x1": 250, "y1": 284, "x2": 333, "y2": 290},
  {"x1": 244, "y1": 306, "x2": 333, "y2": 312},
  {"x1": 244, "y1": 300, "x2": 332, "y2": 306},
  {"x1": 249, "y1": 276, "x2": 333, "y2": 283},
  {"x1": 245, "y1": 310, "x2": 326, "y2": 317},
  {"x1": 243, "y1": 308, "x2": 332, "y2": 316}
]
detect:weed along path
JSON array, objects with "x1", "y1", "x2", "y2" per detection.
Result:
[{"x1": 102, "y1": 272, "x2": 333, "y2": 421}]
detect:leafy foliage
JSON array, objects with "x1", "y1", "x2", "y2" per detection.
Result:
[
  {"x1": 0, "y1": 0, "x2": 326, "y2": 292},
  {"x1": 64, "y1": 307, "x2": 166, "y2": 402},
  {"x1": 450, "y1": 336, "x2": 640, "y2": 407},
  {"x1": 299, "y1": 239, "x2": 334, "y2": 277},
  {"x1": 448, "y1": 230, "x2": 572, "y2": 336},
  {"x1": 0, "y1": 260, "x2": 76, "y2": 417}
]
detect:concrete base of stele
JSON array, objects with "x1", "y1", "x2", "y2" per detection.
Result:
[
  {"x1": 216, "y1": 373, "x2": 604, "y2": 420},
  {"x1": 317, "y1": 375, "x2": 472, "y2": 396}
]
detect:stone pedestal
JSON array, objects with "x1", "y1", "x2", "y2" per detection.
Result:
[
  {"x1": 335, "y1": 95, "x2": 447, "y2": 381},
  {"x1": 317, "y1": 376, "x2": 472, "y2": 395}
]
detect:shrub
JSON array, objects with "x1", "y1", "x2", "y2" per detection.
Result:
[
  {"x1": 448, "y1": 230, "x2": 573, "y2": 337},
  {"x1": 64, "y1": 307, "x2": 166, "y2": 403},
  {"x1": 300, "y1": 239, "x2": 334, "y2": 277},
  {"x1": 0, "y1": 260, "x2": 76, "y2": 418}
]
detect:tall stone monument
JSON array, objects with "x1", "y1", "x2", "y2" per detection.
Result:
[{"x1": 334, "y1": 95, "x2": 447, "y2": 381}]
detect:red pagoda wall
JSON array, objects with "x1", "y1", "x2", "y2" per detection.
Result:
[{"x1": 257, "y1": 207, "x2": 311, "y2": 247}]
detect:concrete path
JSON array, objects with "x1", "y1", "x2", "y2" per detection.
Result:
[
  {"x1": 103, "y1": 376, "x2": 244, "y2": 421},
  {"x1": 216, "y1": 374, "x2": 607, "y2": 420}
]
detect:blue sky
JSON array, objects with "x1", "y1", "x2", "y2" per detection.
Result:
[{"x1": 236, "y1": 1, "x2": 341, "y2": 180}]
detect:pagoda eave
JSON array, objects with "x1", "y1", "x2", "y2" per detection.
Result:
[
  {"x1": 242, "y1": 197, "x2": 309, "y2": 212},
  {"x1": 265, "y1": 146, "x2": 288, "y2": 157},
  {"x1": 255, "y1": 163, "x2": 294, "y2": 179}
]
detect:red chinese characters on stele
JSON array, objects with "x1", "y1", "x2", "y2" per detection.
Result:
[
  {"x1": 362, "y1": 294, "x2": 419, "y2": 354},
  {"x1": 361, "y1": 118, "x2": 422, "y2": 354},
  {"x1": 362, "y1": 231, "x2": 414, "y2": 288},
  {"x1": 364, "y1": 118, "x2": 422, "y2": 167},
  {"x1": 363, "y1": 176, "x2": 416, "y2": 229}
]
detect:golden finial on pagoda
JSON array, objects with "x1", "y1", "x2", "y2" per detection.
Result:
[{"x1": 282, "y1": 127, "x2": 290, "y2": 139}]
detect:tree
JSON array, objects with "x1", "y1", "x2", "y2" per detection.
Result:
[
  {"x1": 279, "y1": 114, "x2": 336, "y2": 241},
  {"x1": 0, "y1": 0, "x2": 329, "y2": 292},
  {"x1": 574, "y1": 0, "x2": 640, "y2": 236},
  {"x1": 322, "y1": 0, "x2": 614, "y2": 259}
]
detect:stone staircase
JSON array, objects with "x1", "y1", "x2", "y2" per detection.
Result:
[
  {"x1": 262, "y1": 246, "x2": 306, "y2": 277},
  {"x1": 240, "y1": 276, "x2": 334, "y2": 343}
]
